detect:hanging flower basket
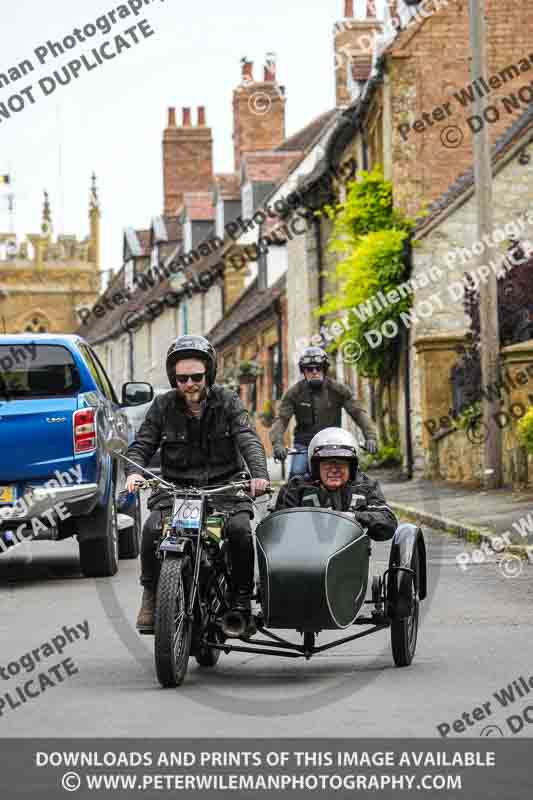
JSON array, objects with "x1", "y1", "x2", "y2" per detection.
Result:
[{"x1": 238, "y1": 359, "x2": 263, "y2": 384}]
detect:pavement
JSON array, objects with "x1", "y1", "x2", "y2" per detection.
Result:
[{"x1": 370, "y1": 468, "x2": 533, "y2": 561}]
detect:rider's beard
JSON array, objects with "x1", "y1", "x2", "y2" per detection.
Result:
[
  {"x1": 179, "y1": 383, "x2": 208, "y2": 410},
  {"x1": 307, "y1": 378, "x2": 323, "y2": 390}
]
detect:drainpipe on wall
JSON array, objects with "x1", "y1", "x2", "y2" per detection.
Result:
[
  {"x1": 128, "y1": 330, "x2": 134, "y2": 381},
  {"x1": 314, "y1": 217, "x2": 324, "y2": 331},
  {"x1": 362, "y1": 135, "x2": 369, "y2": 171},
  {"x1": 274, "y1": 296, "x2": 285, "y2": 481},
  {"x1": 402, "y1": 236, "x2": 414, "y2": 480}
]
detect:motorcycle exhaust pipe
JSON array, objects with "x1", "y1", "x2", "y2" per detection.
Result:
[{"x1": 221, "y1": 609, "x2": 248, "y2": 638}]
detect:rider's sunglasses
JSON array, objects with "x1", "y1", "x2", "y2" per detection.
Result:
[
  {"x1": 175, "y1": 372, "x2": 206, "y2": 384},
  {"x1": 304, "y1": 365, "x2": 323, "y2": 373}
]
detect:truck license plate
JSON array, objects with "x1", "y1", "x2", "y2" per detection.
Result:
[{"x1": 0, "y1": 486, "x2": 15, "y2": 504}]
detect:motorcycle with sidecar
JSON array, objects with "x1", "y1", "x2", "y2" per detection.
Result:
[{"x1": 105, "y1": 436, "x2": 427, "y2": 688}]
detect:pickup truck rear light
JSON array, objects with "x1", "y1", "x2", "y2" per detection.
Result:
[{"x1": 73, "y1": 409, "x2": 96, "y2": 453}]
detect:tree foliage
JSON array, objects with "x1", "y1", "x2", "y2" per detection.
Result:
[{"x1": 318, "y1": 167, "x2": 415, "y2": 380}]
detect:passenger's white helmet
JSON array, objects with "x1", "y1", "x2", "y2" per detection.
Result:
[{"x1": 308, "y1": 427, "x2": 358, "y2": 481}]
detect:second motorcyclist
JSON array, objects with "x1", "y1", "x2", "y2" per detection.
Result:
[
  {"x1": 270, "y1": 346, "x2": 378, "y2": 478},
  {"x1": 124, "y1": 335, "x2": 270, "y2": 635}
]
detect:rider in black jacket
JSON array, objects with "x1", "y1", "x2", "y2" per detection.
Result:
[
  {"x1": 125, "y1": 336, "x2": 269, "y2": 634},
  {"x1": 275, "y1": 427, "x2": 397, "y2": 541},
  {"x1": 270, "y1": 347, "x2": 378, "y2": 478}
]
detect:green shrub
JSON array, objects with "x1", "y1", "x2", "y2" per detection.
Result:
[{"x1": 517, "y1": 406, "x2": 533, "y2": 453}]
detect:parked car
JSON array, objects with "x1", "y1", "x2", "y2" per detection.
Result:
[
  {"x1": 121, "y1": 386, "x2": 168, "y2": 474},
  {"x1": 0, "y1": 334, "x2": 153, "y2": 577}
]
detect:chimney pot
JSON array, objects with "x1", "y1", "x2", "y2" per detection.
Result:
[
  {"x1": 197, "y1": 106, "x2": 206, "y2": 125},
  {"x1": 264, "y1": 62, "x2": 276, "y2": 82},
  {"x1": 366, "y1": 0, "x2": 377, "y2": 17},
  {"x1": 168, "y1": 107, "x2": 176, "y2": 127},
  {"x1": 242, "y1": 60, "x2": 254, "y2": 81},
  {"x1": 345, "y1": 0, "x2": 354, "y2": 17},
  {"x1": 182, "y1": 107, "x2": 191, "y2": 126}
]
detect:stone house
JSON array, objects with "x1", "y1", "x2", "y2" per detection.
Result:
[
  {"x1": 283, "y1": 0, "x2": 533, "y2": 478},
  {"x1": 408, "y1": 106, "x2": 533, "y2": 485}
]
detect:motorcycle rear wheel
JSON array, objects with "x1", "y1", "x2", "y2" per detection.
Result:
[{"x1": 155, "y1": 557, "x2": 193, "y2": 687}]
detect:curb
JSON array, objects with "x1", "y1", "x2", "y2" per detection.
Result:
[{"x1": 389, "y1": 501, "x2": 532, "y2": 561}]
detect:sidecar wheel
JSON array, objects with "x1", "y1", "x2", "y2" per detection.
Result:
[
  {"x1": 391, "y1": 548, "x2": 420, "y2": 667},
  {"x1": 155, "y1": 557, "x2": 193, "y2": 687}
]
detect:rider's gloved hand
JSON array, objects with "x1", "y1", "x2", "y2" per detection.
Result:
[
  {"x1": 273, "y1": 445, "x2": 288, "y2": 461},
  {"x1": 250, "y1": 478, "x2": 270, "y2": 498},
  {"x1": 365, "y1": 439, "x2": 378, "y2": 455},
  {"x1": 126, "y1": 473, "x2": 145, "y2": 493}
]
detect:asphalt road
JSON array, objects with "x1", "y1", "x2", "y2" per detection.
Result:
[{"x1": 1, "y1": 497, "x2": 532, "y2": 739}]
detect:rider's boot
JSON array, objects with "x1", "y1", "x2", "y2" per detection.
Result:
[
  {"x1": 230, "y1": 588, "x2": 257, "y2": 638},
  {"x1": 136, "y1": 588, "x2": 156, "y2": 634}
]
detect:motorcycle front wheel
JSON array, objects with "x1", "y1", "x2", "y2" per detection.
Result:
[{"x1": 155, "y1": 556, "x2": 193, "y2": 687}]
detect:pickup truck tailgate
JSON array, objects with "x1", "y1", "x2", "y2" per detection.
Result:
[{"x1": 0, "y1": 398, "x2": 76, "y2": 481}]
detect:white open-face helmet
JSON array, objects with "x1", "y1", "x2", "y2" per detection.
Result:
[{"x1": 308, "y1": 427, "x2": 359, "y2": 481}]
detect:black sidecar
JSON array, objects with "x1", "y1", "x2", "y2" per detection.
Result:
[{"x1": 223, "y1": 506, "x2": 428, "y2": 667}]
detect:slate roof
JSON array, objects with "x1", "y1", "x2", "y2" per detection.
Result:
[
  {"x1": 208, "y1": 273, "x2": 286, "y2": 348},
  {"x1": 275, "y1": 109, "x2": 338, "y2": 153}
]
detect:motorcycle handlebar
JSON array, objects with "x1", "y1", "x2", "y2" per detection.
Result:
[{"x1": 131, "y1": 478, "x2": 273, "y2": 497}]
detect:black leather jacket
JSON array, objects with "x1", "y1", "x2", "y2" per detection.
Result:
[
  {"x1": 270, "y1": 377, "x2": 377, "y2": 448},
  {"x1": 125, "y1": 385, "x2": 269, "y2": 487},
  {"x1": 275, "y1": 471, "x2": 397, "y2": 541}
]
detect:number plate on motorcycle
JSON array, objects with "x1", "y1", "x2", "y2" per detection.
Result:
[
  {"x1": 172, "y1": 498, "x2": 203, "y2": 530},
  {"x1": 0, "y1": 486, "x2": 15, "y2": 505}
]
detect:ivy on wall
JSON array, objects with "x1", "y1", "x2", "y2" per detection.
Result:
[
  {"x1": 316, "y1": 166, "x2": 419, "y2": 444},
  {"x1": 318, "y1": 166, "x2": 416, "y2": 379}
]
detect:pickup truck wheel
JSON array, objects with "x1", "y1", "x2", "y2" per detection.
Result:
[
  {"x1": 119, "y1": 494, "x2": 141, "y2": 560},
  {"x1": 78, "y1": 492, "x2": 119, "y2": 578}
]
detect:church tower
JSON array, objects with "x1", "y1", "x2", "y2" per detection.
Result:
[{"x1": 0, "y1": 176, "x2": 102, "y2": 334}]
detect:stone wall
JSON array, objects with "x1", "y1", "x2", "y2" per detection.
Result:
[{"x1": 406, "y1": 137, "x2": 533, "y2": 472}]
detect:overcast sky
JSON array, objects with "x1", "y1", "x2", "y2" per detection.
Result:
[{"x1": 0, "y1": 0, "x2": 386, "y2": 279}]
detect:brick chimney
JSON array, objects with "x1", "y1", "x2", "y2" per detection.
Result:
[
  {"x1": 162, "y1": 105, "x2": 214, "y2": 216},
  {"x1": 334, "y1": 0, "x2": 383, "y2": 107},
  {"x1": 232, "y1": 55, "x2": 286, "y2": 172}
]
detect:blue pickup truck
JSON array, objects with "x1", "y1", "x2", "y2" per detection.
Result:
[{"x1": 0, "y1": 334, "x2": 153, "y2": 577}]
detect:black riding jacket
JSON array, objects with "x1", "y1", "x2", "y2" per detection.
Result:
[
  {"x1": 270, "y1": 377, "x2": 377, "y2": 448},
  {"x1": 274, "y1": 471, "x2": 397, "y2": 541},
  {"x1": 125, "y1": 385, "x2": 269, "y2": 487}
]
